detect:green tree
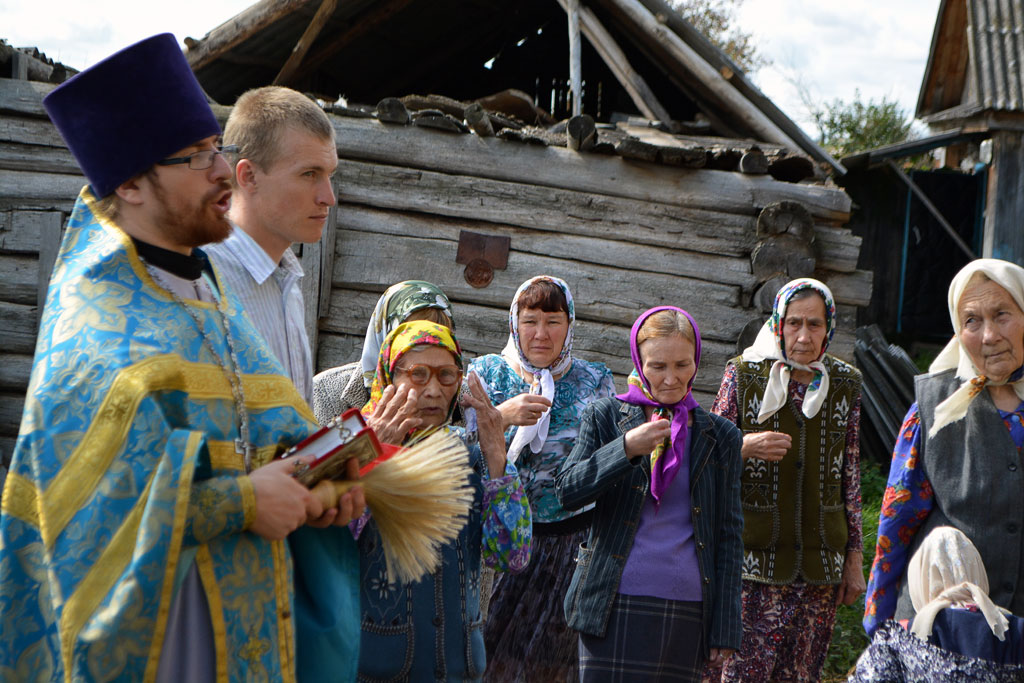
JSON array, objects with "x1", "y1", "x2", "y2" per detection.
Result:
[
  {"x1": 811, "y1": 89, "x2": 913, "y2": 157},
  {"x1": 671, "y1": 0, "x2": 769, "y2": 74}
]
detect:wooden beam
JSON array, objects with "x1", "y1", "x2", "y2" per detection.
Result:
[
  {"x1": 556, "y1": 0, "x2": 671, "y2": 123},
  {"x1": 185, "y1": 0, "x2": 312, "y2": 71},
  {"x1": 328, "y1": 117, "x2": 853, "y2": 220},
  {"x1": 600, "y1": 0, "x2": 799, "y2": 148},
  {"x1": 567, "y1": 0, "x2": 583, "y2": 117},
  {"x1": 272, "y1": 0, "x2": 339, "y2": 87},
  {"x1": 300, "y1": 0, "x2": 417, "y2": 72}
]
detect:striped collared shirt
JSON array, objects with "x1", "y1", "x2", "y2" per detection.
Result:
[{"x1": 204, "y1": 225, "x2": 313, "y2": 405}]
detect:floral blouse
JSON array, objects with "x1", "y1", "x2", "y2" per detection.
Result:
[
  {"x1": 711, "y1": 361, "x2": 863, "y2": 554},
  {"x1": 469, "y1": 354, "x2": 616, "y2": 524},
  {"x1": 353, "y1": 442, "x2": 532, "y2": 572},
  {"x1": 863, "y1": 401, "x2": 1024, "y2": 635}
]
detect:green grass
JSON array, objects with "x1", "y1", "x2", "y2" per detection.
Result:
[{"x1": 822, "y1": 456, "x2": 887, "y2": 681}]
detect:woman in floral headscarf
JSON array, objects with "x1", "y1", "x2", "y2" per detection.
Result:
[
  {"x1": 708, "y1": 278, "x2": 865, "y2": 683},
  {"x1": 311, "y1": 280, "x2": 455, "y2": 424},
  {"x1": 555, "y1": 306, "x2": 743, "y2": 681},
  {"x1": 354, "y1": 320, "x2": 532, "y2": 682},
  {"x1": 471, "y1": 276, "x2": 615, "y2": 682},
  {"x1": 866, "y1": 259, "x2": 1024, "y2": 639}
]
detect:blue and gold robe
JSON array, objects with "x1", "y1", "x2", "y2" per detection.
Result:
[{"x1": 0, "y1": 188, "x2": 318, "y2": 682}]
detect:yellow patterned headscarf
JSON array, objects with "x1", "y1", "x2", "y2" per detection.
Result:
[{"x1": 362, "y1": 321, "x2": 462, "y2": 431}]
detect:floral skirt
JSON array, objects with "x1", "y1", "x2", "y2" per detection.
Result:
[
  {"x1": 704, "y1": 580, "x2": 838, "y2": 683},
  {"x1": 484, "y1": 525, "x2": 586, "y2": 682}
]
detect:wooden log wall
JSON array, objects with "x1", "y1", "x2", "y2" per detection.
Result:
[
  {"x1": 0, "y1": 78, "x2": 869, "y2": 469},
  {"x1": 320, "y1": 116, "x2": 868, "y2": 407}
]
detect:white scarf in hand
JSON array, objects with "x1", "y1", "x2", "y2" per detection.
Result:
[{"x1": 501, "y1": 276, "x2": 575, "y2": 463}]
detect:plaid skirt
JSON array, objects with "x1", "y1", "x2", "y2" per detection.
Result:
[{"x1": 579, "y1": 594, "x2": 704, "y2": 683}]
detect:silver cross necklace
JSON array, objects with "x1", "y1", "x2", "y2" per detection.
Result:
[{"x1": 149, "y1": 266, "x2": 257, "y2": 472}]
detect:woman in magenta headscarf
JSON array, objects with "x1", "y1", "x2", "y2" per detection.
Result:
[{"x1": 555, "y1": 307, "x2": 743, "y2": 681}]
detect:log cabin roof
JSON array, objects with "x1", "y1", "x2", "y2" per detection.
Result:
[
  {"x1": 917, "y1": 0, "x2": 1024, "y2": 120},
  {"x1": 182, "y1": 0, "x2": 844, "y2": 174}
]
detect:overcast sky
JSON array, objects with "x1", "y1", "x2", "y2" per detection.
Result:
[{"x1": 2, "y1": 0, "x2": 943, "y2": 139}]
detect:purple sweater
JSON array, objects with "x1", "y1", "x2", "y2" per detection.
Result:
[{"x1": 618, "y1": 431, "x2": 703, "y2": 601}]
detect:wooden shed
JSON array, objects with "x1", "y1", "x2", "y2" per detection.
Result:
[
  {"x1": 839, "y1": 0, "x2": 1023, "y2": 338},
  {"x1": 0, "y1": 0, "x2": 869, "y2": 467}
]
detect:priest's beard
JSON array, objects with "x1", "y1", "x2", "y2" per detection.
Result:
[{"x1": 150, "y1": 175, "x2": 233, "y2": 249}]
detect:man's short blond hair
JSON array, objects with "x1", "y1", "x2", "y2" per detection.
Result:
[{"x1": 224, "y1": 86, "x2": 334, "y2": 175}]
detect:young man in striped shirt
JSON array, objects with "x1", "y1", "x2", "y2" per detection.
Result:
[{"x1": 206, "y1": 86, "x2": 339, "y2": 405}]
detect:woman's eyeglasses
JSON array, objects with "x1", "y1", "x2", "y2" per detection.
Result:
[{"x1": 394, "y1": 364, "x2": 462, "y2": 386}]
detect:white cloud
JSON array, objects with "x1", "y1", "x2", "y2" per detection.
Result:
[
  {"x1": 2, "y1": 0, "x2": 253, "y2": 69},
  {"x1": 735, "y1": 0, "x2": 942, "y2": 136}
]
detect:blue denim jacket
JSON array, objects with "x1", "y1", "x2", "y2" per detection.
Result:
[{"x1": 555, "y1": 398, "x2": 744, "y2": 653}]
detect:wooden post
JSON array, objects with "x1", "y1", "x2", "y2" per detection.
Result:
[
  {"x1": 983, "y1": 130, "x2": 1024, "y2": 263},
  {"x1": 273, "y1": 0, "x2": 338, "y2": 86},
  {"x1": 567, "y1": 0, "x2": 583, "y2": 117},
  {"x1": 556, "y1": 0, "x2": 672, "y2": 124}
]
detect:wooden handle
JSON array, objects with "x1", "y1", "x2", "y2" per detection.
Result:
[{"x1": 310, "y1": 479, "x2": 359, "y2": 509}]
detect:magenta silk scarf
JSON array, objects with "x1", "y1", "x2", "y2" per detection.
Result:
[{"x1": 615, "y1": 306, "x2": 702, "y2": 506}]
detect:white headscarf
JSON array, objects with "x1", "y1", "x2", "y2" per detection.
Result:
[
  {"x1": 741, "y1": 278, "x2": 837, "y2": 423},
  {"x1": 501, "y1": 276, "x2": 574, "y2": 462},
  {"x1": 928, "y1": 259, "x2": 1024, "y2": 437},
  {"x1": 909, "y1": 526, "x2": 1011, "y2": 642}
]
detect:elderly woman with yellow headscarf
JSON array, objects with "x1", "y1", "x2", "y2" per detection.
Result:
[
  {"x1": 866, "y1": 259, "x2": 1024, "y2": 637},
  {"x1": 353, "y1": 320, "x2": 532, "y2": 682},
  {"x1": 853, "y1": 527, "x2": 1024, "y2": 681}
]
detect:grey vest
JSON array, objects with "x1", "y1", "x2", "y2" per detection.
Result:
[{"x1": 895, "y1": 368, "x2": 1024, "y2": 620}]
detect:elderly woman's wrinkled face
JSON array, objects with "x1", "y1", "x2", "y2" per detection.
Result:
[
  {"x1": 782, "y1": 294, "x2": 827, "y2": 366},
  {"x1": 392, "y1": 346, "x2": 461, "y2": 428},
  {"x1": 957, "y1": 278, "x2": 1024, "y2": 382},
  {"x1": 640, "y1": 334, "x2": 696, "y2": 405}
]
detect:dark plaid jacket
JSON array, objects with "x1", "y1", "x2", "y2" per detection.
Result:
[{"x1": 555, "y1": 398, "x2": 744, "y2": 652}]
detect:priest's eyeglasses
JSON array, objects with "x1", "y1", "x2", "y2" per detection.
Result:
[
  {"x1": 394, "y1": 364, "x2": 462, "y2": 386},
  {"x1": 157, "y1": 145, "x2": 239, "y2": 170}
]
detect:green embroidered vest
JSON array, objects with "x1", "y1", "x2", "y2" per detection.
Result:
[{"x1": 733, "y1": 354, "x2": 861, "y2": 585}]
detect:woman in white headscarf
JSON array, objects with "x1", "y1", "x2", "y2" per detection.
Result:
[
  {"x1": 865, "y1": 259, "x2": 1024, "y2": 637},
  {"x1": 470, "y1": 275, "x2": 615, "y2": 682},
  {"x1": 852, "y1": 527, "x2": 1024, "y2": 681},
  {"x1": 708, "y1": 277, "x2": 865, "y2": 683}
]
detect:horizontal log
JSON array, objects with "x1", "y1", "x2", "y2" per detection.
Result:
[
  {"x1": 0, "y1": 392, "x2": 25, "y2": 436},
  {"x1": 818, "y1": 269, "x2": 873, "y2": 308},
  {"x1": 330, "y1": 117, "x2": 852, "y2": 221},
  {"x1": 0, "y1": 115, "x2": 65, "y2": 148},
  {"x1": 1, "y1": 209, "x2": 67, "y2": 254},
  {"x1": 0, "y1": 353, "x2": 32, "y2": 391},
  {"x1": 0, "y1": 254, "x2": 40, "y2": 305},
  {"x1": 0, "y1": 169, "x2": 84, "y2": 209},
  {"x1": 815, "y1": 227, "x2": 861, "y2": 273},
  {"x1": 0, "y1": 301, "x2": 40, "y2": 354},
  {"x1": 335, "y1": 158, "x2": 758, "y2": 258},
  {"x1": 0, "y1": 78, "x2": 56, "y2": 118},
  {"x1": 337, "y1": 204, "x2": 756, "y2": 288},
  {"x1": 0, "y1": 141, "x2": 80, "y2": 175},
  {"x1": 331, "y1": 229, "x2": 749, "y2": 342}
]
